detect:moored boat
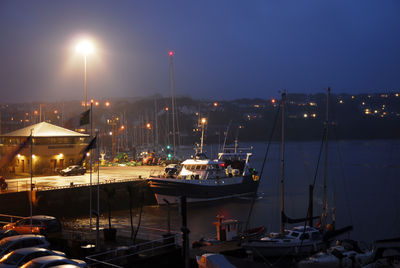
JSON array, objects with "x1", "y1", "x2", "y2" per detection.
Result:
[
  {"x1": 147, "y1": 145, "x2": 259, "y2": 205},
  {"x1": 192, "y1": 215, "x2": 266, "y2": 248},
  {"x1": 243, "y1": 91, "x2": 340, "y2": 258},
  {"x1": 244, "y1": 226, "x2": 324, "y2": 257},
  {"x1": 298, "y1": 239, "x2": 373, "y2": 268}
]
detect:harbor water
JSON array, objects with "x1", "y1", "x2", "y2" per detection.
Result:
[{"x1": 65, "y1": 140, "x2": 400, "y2": 243}]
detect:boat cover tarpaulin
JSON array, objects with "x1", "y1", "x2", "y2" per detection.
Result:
[{"x1": 282, "y1": 212, "x2": 320, "y2": 224}]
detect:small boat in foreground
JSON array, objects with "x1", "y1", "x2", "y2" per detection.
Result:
[
  {"x1": 243, "y1": 225, "x2": 324, "y2": 257},
  {"x1": 192, "y1": 215, "x2": 266, "y2": 248},
  {"x1": 298, "y1": 239, "x2": 373, "y2": 268}
]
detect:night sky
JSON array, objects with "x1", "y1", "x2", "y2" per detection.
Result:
[{"x1": 1, "y1": 0, "x2": 400, "y2": 103}]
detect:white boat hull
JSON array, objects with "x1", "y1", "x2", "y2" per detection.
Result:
[{"x1": 243, "y1": 240, "x2": 323, "y2": 257}]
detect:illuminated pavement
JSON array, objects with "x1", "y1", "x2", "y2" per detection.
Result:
[{"x1": 4, "y1": 166, "x2": 164, "y2": 192}]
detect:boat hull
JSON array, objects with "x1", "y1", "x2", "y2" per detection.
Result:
[
  {"x1": 243, "y1": 240, "x2": 323, "y2": 257},
  {"x1": 148, "y1": 175, "x2": 259, "y2": 205}
]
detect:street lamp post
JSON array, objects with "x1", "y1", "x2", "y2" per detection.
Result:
[
  {"x1": 76, "y1": 40, "x2": 94, "y2": 113},
  {"x1": 76, "y1": 40, "x2": 94, "y2": 229},
  {"x1": 200, "y1": 118, "x2": 207, "y2": 153}
]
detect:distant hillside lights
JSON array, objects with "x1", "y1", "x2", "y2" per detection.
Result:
[
  {"x1": 303, "y1": 113, "x2": 317, "y2": 118},
  {"x1": 80, "y1": 100, "x2": 108, "y2": 107}
]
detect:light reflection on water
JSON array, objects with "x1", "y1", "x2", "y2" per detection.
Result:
[{"x1": 64, "y1": 140, "x2": 400, "y2": 243}]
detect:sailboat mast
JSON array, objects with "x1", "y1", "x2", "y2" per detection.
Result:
[
  {"x1": 169, "y1": 51, "x2": 176, "y2": 158},
  {"x1": 280, "y1": 91, "x2": 286, "y2": 234},
  {"x1": 322, "y1": 87, "x2": 330, "y2": 226}
]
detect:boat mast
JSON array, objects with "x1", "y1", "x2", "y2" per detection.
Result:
[
  {"x1": 169, "y1": 51, "x2": 176, "y2": 158},
  {"x1": 280, "y1": 91, "x2": 286, "y2": 234},
  {"x1": 154, "y1": 97, "x2": 159, "y2": 151},
  {"x1": 322, "y1": 87, "x2": 330, "y2": 227}
]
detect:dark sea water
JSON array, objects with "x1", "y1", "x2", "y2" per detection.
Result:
[{"x1": 67, "y1": 140, "x2": 400, "y2": 244}]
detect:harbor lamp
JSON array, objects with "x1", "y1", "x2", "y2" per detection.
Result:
[
  {"x1": 200, "y1": 118, "x2": 207, "y2": 153},
  {"x1": 76, "y1": 40, "x2": 94, "y2": 112}
]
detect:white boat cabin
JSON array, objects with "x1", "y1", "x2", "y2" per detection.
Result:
[
  {"x1": 177, "y1": 151, "x2": 253, "y2": 180},
  {"x1": 213, "y1": 215, "x2": 242, "y2": 241},
  {"x1": 179, "y1": 159, "x2": 226, "y2": 180},
  {"x1": 263, "y1": 226, "x2": 322, "y2": 242}
]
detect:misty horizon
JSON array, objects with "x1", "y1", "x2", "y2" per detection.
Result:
[{"x1": 1, "y1": 1, "x2": 400, "y2": 103}]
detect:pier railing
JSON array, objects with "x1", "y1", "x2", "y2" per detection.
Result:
[
  {"x1": 85, "y1": 232, "x2": 182, "y2": 267},
  {"x1": 2, "y1": 177, "x2": 146, "y2": 193},
  {"x1": 0, "y1": 214, "x2": 24, "y2": 226}
]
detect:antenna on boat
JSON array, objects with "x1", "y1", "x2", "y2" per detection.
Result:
[
  {"x1": 221, "y1": 120, "x2": 231, "y2": 152},
  {"x1": 280, "y1": 91, "x2": 286, "y2": 234}
]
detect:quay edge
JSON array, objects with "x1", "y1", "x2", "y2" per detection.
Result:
[{"x1": 0, "y1": 180, "x2": 157, "y2": 217}]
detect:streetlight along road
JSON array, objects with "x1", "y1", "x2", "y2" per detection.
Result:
[{"x1": 76, "y1": 40, "x2": 94, "y2": 112}]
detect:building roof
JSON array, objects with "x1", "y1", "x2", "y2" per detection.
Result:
[{"x1": 0, "y1": 122, "x2": 89, "y2": 138}]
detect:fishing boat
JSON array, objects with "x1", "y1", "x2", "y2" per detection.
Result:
[{"x1": 147, "y1": 132, "x2": 260, "y2": 205}]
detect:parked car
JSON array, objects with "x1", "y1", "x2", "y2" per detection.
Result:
[
  {"x1": 0, "y1": 231, "x2": 18, "y2": 241},
  {"x1": 0, "y1": 235, "x2": 50, "y2": 258},
  {"x1": 58, "y1": 165, "x2": 86, "y2": 176},
  {"x1": 0, "y1": 247, "x2": 65, "y2": 268},
  {"x1": 2, "y1": 215, "x2": 62, "y2": 235},
  {"x1": 158, "y1": 157, "x2": 181, "y2": 167},
  {"x1": 20, "y1": 255, "x2": 86, "y2": 268}
]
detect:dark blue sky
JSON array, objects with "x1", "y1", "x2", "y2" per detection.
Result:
[{"x1": 1, "y1": 0, "x2": 399, "y2": 103}]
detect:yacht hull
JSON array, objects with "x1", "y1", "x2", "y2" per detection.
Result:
[{"x1": 243, "y1": 240, "x2": 323, "y2": 257}]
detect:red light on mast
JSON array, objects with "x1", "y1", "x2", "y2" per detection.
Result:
[{"x1": 169, "y1": 51, "x2": 174, "y2": 56}]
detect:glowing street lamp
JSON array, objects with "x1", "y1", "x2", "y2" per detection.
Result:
[
  {"x1": 200, "y1": 118, "x2": 207, "y2": 153},
  {"x1": 76, "y1": 40, "x2": 94, "y2": 112}
]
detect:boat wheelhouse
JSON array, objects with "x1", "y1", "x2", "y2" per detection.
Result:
[{"x1": 147, "y1": 149, "x2": 259, "y2": 205}]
